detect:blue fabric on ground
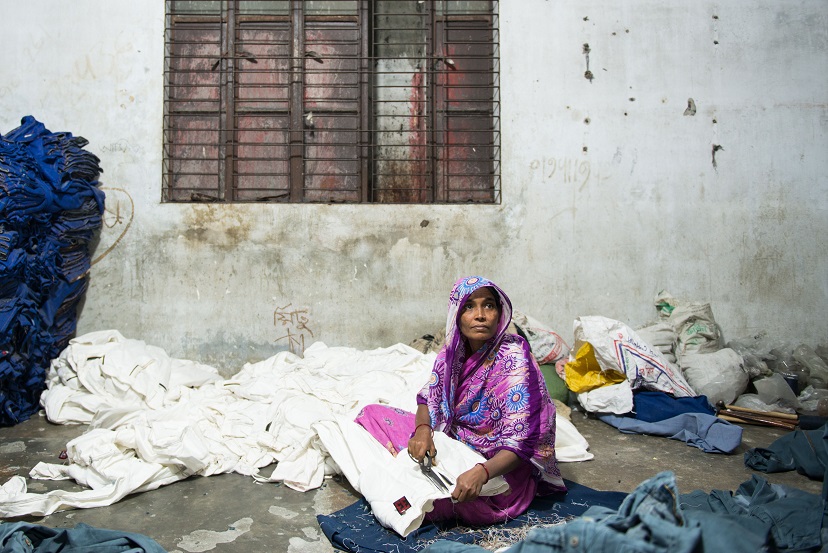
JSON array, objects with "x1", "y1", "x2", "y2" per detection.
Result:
[
  {"x1": 424, "y1": 471, "x2": 826, "y2": 553},
  {"x1": 0, "y1": 521, "x2": 166, "y2": 552},
  {"x1": 745, "y1": 423, "x2": 828, "y2": 481},
  {"x1": 745, "y1": 423, "x2": 828, "y2": 503},
  {"x1": 681, "y1": 475, "x2": 826, "y2": 552},
  {"x1": 317, "y1": 479, "x2": 627, "y2": 553},
  {"x1": 632, "y1": 390, "x2": 715, "y2": 422},
  {"x1": 0, "y1": 116, "x2": 104, "y2": 426},
  {"x1": 598, "y1": 412, "x2": 743, "y2": 454}
]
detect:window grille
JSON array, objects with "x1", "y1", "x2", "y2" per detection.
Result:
[{"x1": 163, "y1": 0, "x2": 500, "y2": 203}]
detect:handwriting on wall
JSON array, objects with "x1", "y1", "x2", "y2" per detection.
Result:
[
  {"x1": 530, "y1": 157, "x2": 591, "y2": 190},
  {"x1": 100, "y1": 140, "x2": 132, "y2": 154},
  {"x1": 92, "y1": 187, "x2": 134, "y2": 265},
  {"x1": 99, "y1": 139, "x2": 144, "y2": 156},
  {"x1": 274, "y1": 303, "x2": 314, "y2": 355}
]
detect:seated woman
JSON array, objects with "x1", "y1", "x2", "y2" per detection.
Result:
[{"x1": 356, "y1": 276, "x2": 565, "y2": 525}]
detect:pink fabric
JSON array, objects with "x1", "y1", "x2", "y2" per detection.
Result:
[{"x1": 354, "y1": 404, "x2": 414, "y2": 457}]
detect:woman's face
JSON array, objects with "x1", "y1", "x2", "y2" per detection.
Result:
[{"x1": 459, "y1": 287, "x2": 500, "y2": 352}]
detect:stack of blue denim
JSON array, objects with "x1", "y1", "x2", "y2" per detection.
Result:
[{"x1": 0, "y1": 116, "x2": 105, "y2": 426}]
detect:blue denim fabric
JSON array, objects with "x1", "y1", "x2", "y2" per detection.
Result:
[
  {"x1": 599, "y1": 412, "x2": 743, "y2": 454},
  {"x1": 0, "y1": 116, "x2": 104, "y2": 426},
  {"x1": 425, "y1": 471, "x2": 826, "y2": 553},
  {"x1": 632, "y1": 390, "x2": 715, "y2": 422},
  {"x1": 745, "y1": 423, "x2": 828, "y2": 486},
  {"x1": 0, "y1": 521, "x2": 166, "y2": 552},
  {"x1": 426, "y1": 472, "x2": 701, "y2": 553},
  {"x1": 681, "y1": 475, "x2": 825, "y2": 551}
]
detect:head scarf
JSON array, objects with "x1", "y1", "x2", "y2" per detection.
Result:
[
  {"x1": 443, "y1": 276, "x2": 513, "y2": 391},
  {"x1": 418, "y1": 276, "x2": 565, "y2": 490}
]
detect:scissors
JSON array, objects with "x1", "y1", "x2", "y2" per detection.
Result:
[{"x1": 409, "y1": 450, "x2": 453, "y2": 493}]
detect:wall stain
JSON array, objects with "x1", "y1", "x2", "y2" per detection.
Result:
[
  {"x1": 712, "y1": 144, "x2": 724, "y2": 168},
  {"x1": 182, "y1": 205, "x2": 254, "y2": 247},
  {"x1": 583, "y1": 43, "x2": 593, "y2": 82}
]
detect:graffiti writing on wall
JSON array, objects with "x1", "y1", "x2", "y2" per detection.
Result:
[
  {"x1": 99, "y1": 139, "x2": 144, "y2": 156},
  {"x1": 92, "y1": 187, "x2": 134, "y2": 265},
  {"x1": 274, "y1": 303, "x2": 314, "y2": 355},
  {"x1": 530, "y1": 157, "x2": 591, "y2": 190}
]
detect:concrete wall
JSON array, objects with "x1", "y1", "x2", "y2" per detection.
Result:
[{"x1": 2, "y1": 0, "x2": 826, "y2": 375}]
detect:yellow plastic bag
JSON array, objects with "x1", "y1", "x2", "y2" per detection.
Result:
[{"x1": 564, "y1": 342, "x2": 626, "y2": 393}]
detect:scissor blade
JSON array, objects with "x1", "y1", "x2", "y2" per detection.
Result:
[
  {"x1": 423, "y1": 468, "x2": 450, "y2": 493},
  {"x1": 432, "y1": 469, "x2": 453, "y2": 489}
]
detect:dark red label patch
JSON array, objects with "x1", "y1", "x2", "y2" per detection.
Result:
[{"x1": 393, "y1": 496, "x2": 411, "y2": 515}]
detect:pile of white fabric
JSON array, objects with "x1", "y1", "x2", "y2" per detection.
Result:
[{"x1": 0, "y1": 330, "x2": 593, "y2": 523}]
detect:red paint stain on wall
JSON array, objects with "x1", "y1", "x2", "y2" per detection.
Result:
[{"x1": 408, "y1": 69, "x2": 427, "y2": 197}]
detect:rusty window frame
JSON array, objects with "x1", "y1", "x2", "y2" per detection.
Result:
[{"x1": 163, "y1": 0, "x2": 500, "y2": 203}]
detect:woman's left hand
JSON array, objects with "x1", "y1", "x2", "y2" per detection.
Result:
[{"x1": 451, "y1": 464, "x2": 488, "y2": 503}]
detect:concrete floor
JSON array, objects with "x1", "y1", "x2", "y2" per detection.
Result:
[{"x1": 0, "y1": 410, "x2": 822, "y2": 552}]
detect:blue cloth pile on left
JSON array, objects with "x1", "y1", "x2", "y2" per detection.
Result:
[{"x1": 0, "y1": 115, "x2": 105, "y2": 427}]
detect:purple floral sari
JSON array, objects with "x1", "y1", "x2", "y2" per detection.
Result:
[{"x1": 356, "y1": 276, "x2": 565, "y2": 524}]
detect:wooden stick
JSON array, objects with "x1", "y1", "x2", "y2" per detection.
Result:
[
  {"x1": 717, "y1": 413, "x2": 798, "y2": 431},
  {"x1": 718, "y1": 413, "x2": 756, "y2": 424},
  {"x1": 719, "y1": 408, "x2": 795, "y2": 424},
  {"x1": 723, "y1": 404, "x2": 798, "y2": 421}
]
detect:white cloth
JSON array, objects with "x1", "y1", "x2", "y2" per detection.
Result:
[
  {"x1": 577, "y1": 381, "x2": 634, "y2": 414},
  {"x1": 0, "y1": 330, "x2": 593, "y2": 518},
  {"x1": 554, "y1": 416, "x2": 595, "y2": 462},
  {"x1": 314, "y1": 418, "x2": 509, "y2": 536},
  {"x1": 680, "y1": 348, "x2": 749, "y2": 406}
]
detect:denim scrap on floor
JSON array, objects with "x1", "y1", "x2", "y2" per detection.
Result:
[
  {"x1": 598, "y1": 412, "x2": 743, "y2": 454},
  {"x1": 0, "y1": 521, "x2": 166, "y2": 553},
  {"x1": 425, "y1": 470, "x2": 825, "y2": 553}
]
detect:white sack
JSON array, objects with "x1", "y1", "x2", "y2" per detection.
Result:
[
  {"x1": 572, "y1": 316, "x2": 695, "y2": 397},
  {"x1": 655, "y1": 292, "x2": 722, "y2": 360},
  {"x1": 512, "y1": 310, "x2": 570, "y2": 365},
  {"x1": 635, "y1": 322, "x2": 677, "y2": 364},
  {"x1": 679, "y1": 348, "x2": 748, "y2": 407}
]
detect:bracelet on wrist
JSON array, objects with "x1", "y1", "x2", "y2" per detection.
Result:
[
  {"x1": 476, "y1": 462, "x2": 490, "y2": 483},
  {"x1": 412, "y1": 423, "x2": 434, "y2": 438}
]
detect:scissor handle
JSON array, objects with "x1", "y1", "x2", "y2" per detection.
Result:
[
  {"x1": 407, "y1": 449, "x2": 437, "y2": 467},
  {"x1": 422, "y1": 451, "x2": 433, "y2": 469}
]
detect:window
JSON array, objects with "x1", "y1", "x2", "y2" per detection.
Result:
[{"x1": 163, "y1": 0, "x2": 500, "y2": 203}]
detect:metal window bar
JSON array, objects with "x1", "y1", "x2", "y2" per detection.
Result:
[{"x1": 163, "y1": 0, "x2": 499, "y2": 204}]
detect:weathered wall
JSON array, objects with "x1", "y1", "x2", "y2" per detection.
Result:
[{"x1": 2, "y1": 0, "x2": 826, "y2": 375}]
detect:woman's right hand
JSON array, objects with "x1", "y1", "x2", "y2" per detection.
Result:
[{"x1": 407, "y1": 425, "x2": 436, "y2": 462}]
